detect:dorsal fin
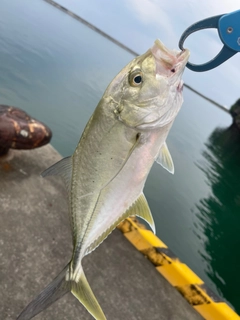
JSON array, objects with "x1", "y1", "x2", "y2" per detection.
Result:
[
  {"x1": 41, "y1": 156, "x2": 72, "y2": 195},
  {"x1": 155, "y1": 142, "x2": 174, "y2": 174}
]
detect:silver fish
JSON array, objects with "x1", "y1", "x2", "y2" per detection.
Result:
[{"x1": 17, "y1": 40, "x2": 190, "y2": 320}]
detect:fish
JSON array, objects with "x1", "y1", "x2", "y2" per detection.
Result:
[{"x1": 17, "y1": 39, "x2": 190, "y2": 320}]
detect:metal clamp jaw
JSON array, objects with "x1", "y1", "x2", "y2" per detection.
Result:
[{"x1": 179, "y1": 10, "x2": 240, "y2": 72}]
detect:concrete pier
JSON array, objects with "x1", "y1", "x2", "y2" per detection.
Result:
[{"x1": 0, "y1": 145, "x2": 203, "y2": 320}]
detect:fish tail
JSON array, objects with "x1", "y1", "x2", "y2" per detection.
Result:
[
  {"x1": 17, "y1": 264, "x2": 70, "y2": 320},
  {"x1": 70, "y1": 268, "x2": 107, "y2": 320},
  {"x1": 17, "y1": 263, "x2": 106, "y2": 320}
]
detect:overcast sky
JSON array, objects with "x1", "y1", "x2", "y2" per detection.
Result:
[{"x1": 56, "y1": 0, "x2": 240, "y2": 108}]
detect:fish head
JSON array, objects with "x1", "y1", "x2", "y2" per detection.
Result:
[{"x1": 104, "y1": 40, "x2": 190, "y2": 130}]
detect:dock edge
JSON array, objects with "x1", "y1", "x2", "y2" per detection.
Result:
[{"x1": 117, "y1": 217, "x2": 240, "y2": 320}]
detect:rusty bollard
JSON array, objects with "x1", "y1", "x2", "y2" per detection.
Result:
[{"x1": 0, "y1": 105, "x2": 52, "y2": 156}]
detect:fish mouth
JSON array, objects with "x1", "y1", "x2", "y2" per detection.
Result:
[{"x1": 151, "y1": 39, "x2": 190, "y2": 73}]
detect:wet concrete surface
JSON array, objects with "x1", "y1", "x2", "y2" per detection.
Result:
[{"x1": 0, "y1": 145, "x2": 203, "y2": 320}]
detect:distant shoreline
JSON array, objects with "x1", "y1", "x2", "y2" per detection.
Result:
[{"x1": 43, "y1": 0, "x2": 229, "y2": 113}]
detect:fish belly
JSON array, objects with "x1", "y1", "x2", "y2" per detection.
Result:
[{"x1": 70, "y1": 101, "x2": 171, "y2": 265}]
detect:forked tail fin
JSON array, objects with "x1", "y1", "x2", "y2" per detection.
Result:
[
  {"x1": 71, "y1": 270, "x2": 106, "y2": 320},
  {"x1": 17, "y1": 264, "x2": 70, "y2": 320},
  {"x1": 17, "y1": 263, "x2": 106, "y2": 320}
]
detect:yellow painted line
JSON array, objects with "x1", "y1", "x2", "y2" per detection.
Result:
[
  {"x1": 156, "y1": 263, "x2": 203, "y2": 287},
  {"x1": 124, "y1": 230, "x2": 153, "y2": 251},
  {"x1": 195, "y1": 303, "x2": 240, "y2": 320},
  {"x1": 124, "y1": 230, "x2": 172, "y2": 266},
  {"x1": 127, "y1": 218, "x2": 168, "y2": 248},
  {"x1": 138, "y1": 228, "x2": 168, "y2": 248},
  {"x1": 117, "y1": 217, "x2": 240, "y2": 320}
]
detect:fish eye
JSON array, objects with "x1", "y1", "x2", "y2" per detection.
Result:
[
  {"x1": 134, "y1": 75, "x2": 142, "y2": 84},
  {"x1": 129, "y1": 70, "x2": 143, "y2": 87}
]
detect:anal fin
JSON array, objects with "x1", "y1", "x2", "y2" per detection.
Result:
[
  {"x1": 128, "y1": 193, "x2": 156, "y2": 234},
  {"x1": 86, "y1": 193, "x2": 155, "y2": 255}
]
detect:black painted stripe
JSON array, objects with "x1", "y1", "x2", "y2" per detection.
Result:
[
  {"x1": 155, "y1": 247, "x2": 178, "y2": 260},
  {"x1": 199, "y1": 283, "x2": 224, "y2": 303}
]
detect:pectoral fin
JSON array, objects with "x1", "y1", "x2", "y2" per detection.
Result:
[{"x1": 155, "y1": 142, "x2": 174, "y2": 174}]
